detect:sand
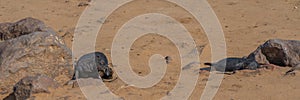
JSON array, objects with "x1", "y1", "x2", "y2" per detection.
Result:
[{"x1": 0, "y1": 0, "x2": 300, "y2": 99}]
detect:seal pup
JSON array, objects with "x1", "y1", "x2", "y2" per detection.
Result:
[
  {"x1": 204, "y1": 57, "x2": 259, "y2": 74},
  {"x1": 72, "y1": 52, "x2": 113, "y2": 80}
]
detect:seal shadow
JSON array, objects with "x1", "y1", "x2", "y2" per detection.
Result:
[{"x1": 199, "y1": 66, "x2": 235, "y2": 75}]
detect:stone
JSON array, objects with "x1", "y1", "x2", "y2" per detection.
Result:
[
  {"x1": 247, "y1": 39, "x2": 300, "y2": 67},
  {"x1": 12, "y1": 74, "x2": 58, "y2": 100},
  {"x1": 0, "y1": 31, "x2": 73, "y2": 93},
  {"x1": 0, "y1": 17, "x2": 52, "y2": 40}
]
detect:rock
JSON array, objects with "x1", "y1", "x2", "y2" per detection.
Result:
[
  {"x1": 0, "y1": 23, "x2": 12, "y2": 41},
  {"x1": 12, "y1": 74, "x2": 58, "y2": 100},
  {"x1": 247, "y1": 39, "x2": 300, "y2": 67},
  {"x1": 0, "y1": 31, "x2": 73, "y2": 93},
  {"x1": 0, "y1": 17, "x2": 52, "y2": 41}
]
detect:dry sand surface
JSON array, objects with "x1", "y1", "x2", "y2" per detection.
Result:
[{"x1": 1, "y1": 0, "x2": 300, "y2": 100}]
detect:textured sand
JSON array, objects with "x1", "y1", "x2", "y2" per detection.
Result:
[{"x1": 1, "y1": 0, "x2": 300, "y2": 99}]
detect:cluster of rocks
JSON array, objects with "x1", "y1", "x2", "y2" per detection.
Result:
[
  {"x1": 0, "y1": 17, "x2": 115, "y2": 100},
  {"x1": 0, "y1": 17, "x2": 73, "y2": 99}
]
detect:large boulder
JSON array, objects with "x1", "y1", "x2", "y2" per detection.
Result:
[
  {"x1": 247, "y1": 39, "x2": 300, "y2": 67},
  {"x1": 0, "y1": 18, "x2": 73, "y2": 94},
  {"x1": 0, "y1": 17, "x2": 51, "y2": 41}
]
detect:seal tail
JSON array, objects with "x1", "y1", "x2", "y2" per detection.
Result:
[{"x1": 204, "y1": 63, "x2": 213, "y2": 66}]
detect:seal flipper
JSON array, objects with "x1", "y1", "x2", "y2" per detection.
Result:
[
  {"x1": 285, "y1": 68, "x2": 295, "y2": 76},
  {"x1": 71, "y1": 71, "x2": 78, "y2": 80},
  {"x1": 204, "y1": 63, "x2": 213, "y2": 66}
]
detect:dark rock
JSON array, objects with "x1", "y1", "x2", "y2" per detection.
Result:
[
  {"x1": 0, "y1": 17, "x2": 51, "y2": 41},
  {"x1": 0, "y1": 31, "x2": 73, "y2": 93},
  {"x1": 12, "y1": 74, "x2": 58, "y2": 100},
  {"x1": 247, "y1": 39, "x2": 300, "y2": 67}
]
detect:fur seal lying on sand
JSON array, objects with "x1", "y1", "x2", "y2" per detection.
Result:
[
  {"x1": 72, "y1": 52, "x2": 115, "y2": 81},
  {"x1": 204, "y1": 57, "x2": 260, "y2": 74}
]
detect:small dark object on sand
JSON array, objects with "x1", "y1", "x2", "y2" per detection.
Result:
[
  {"x1": 72, "y1": 52, "x2": 113, "y2": 80},
  {"x1": 285, "y1": 63, "x2": 300, "y2": 76},
  {"x1": 204, "y1": 57, "x2": 259, "y2": 74},
  {"x1": 165, "y1": 56, "x2": 171, "y2": 64},
  {"x1": 78, "y1": 2, "x2": 89, "y2": 7}
]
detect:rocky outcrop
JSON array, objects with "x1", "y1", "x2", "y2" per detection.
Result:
[
  {"x1": 247, "y1": 39, "x2": 300, "y2": 67},
  {"x1": 0, "y1": 18, "x2": 73, "y2": 94}
]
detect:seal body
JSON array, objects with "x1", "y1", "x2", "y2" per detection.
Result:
[
  {"x1": 73, "y1": 52, "x2": 113, "y2": 79},
  {"x1": 204, "y1": 57, "x2": 259, "y2": 72}
]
